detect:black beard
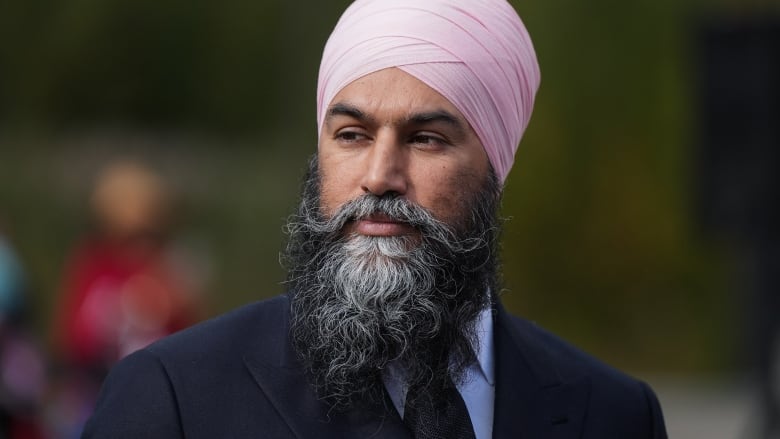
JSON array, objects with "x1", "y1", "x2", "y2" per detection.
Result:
[{"x1": 283, "y1": 155, "x2": 502, "y2": 411}]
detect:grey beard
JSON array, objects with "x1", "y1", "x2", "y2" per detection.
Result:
[{"x1": 284, "y1": 155, "x2": 501, "y2": 411}]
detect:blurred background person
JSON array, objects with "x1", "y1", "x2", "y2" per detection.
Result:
[
  {"x1": 47, "y1": 160, "x2": 204, "y2": 438},
  {"x1": 0, "y1": 221, "x2": 46, "y2": 439}
]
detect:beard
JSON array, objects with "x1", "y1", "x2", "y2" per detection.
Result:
[{"x1": 284, "y1": 155, "x2": 502, "y2": 411}]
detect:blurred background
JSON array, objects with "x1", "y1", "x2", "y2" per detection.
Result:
[{"x1": 0, "y1": 0, "x2": 777, "y2": 437}]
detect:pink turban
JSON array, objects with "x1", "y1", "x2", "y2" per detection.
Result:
[{"x1": 316, "y1": 0, "x2": 540, "y2": 184}]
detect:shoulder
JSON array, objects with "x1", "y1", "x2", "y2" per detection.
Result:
[
  {"x1": 498, "y1": 310, "x2": 637, "y2": 383},
  {"x1": 497, "y1": 310, "x2": 667, "y2": 438},
  {"x1": 84, "y1": 295, "x2": 294, "y2": 439},
  {"x1": 132, "y1": 294, "x2": 292, "y2": 385},
  {"x1": 146, "y1": 294, "x2": 290, "y2": 359}
]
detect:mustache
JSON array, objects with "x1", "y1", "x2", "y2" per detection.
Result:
[{"x1": 297, "y1": 193, "x2": 450, "y2": 238}]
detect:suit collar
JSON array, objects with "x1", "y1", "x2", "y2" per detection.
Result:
[{"x1": 492, "y1": 302, "x2": 590, "y2": 438}]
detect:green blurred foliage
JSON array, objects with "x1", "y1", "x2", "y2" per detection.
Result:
[{"x1": 0, "y1": 0, "x2": 761, "y2": 375}]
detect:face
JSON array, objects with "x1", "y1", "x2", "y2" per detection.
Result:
[{"x1": 318, "y1": 68, "x2": 490, "y2": 237}]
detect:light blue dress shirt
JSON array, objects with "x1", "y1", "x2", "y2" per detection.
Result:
[{"x1": 382, "y1": 307, "x2": 495, "y2": 439}]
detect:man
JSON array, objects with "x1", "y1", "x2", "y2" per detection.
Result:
[{"x1": 84, "y1": 0, "x2": 668, "y2": 438}]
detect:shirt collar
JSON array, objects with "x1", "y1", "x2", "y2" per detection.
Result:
[
  {"x1": 473, "y1": 305, "x2": 496, "y2": 386},
  {"x1": 382, "y1": 303, "x2": 496, "y2": 392},
  {"x1": 381, "y1": 304, "x2": 496, "y2": 419}
]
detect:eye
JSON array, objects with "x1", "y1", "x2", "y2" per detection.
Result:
[
  {"x1": 409, "y1": 133, "x2": 449, "y2": 149},
  {"x1": 334, "y1": 129, "x2": 370, "y2": 144}
]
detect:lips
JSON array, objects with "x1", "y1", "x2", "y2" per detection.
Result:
[{"x1": 353, "y1": 213, "x2": 416, "y2": 237}]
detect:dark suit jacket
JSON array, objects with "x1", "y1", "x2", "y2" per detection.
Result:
[{"x1": 83, "y1": 295, "x2": 667, "y2": 438}]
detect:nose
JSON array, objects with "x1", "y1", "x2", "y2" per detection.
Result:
[{"x1": 360, "y1": 131, "x2": 408, "y2": 197}]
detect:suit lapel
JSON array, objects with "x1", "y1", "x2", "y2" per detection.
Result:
[
  {"x1": 244, "y1": 356, "x2": 410, "y2": 439},
  {"x1": 242, "y1": 296, "x2": 410, "y2": 439},
  {"x1": 492, "y1": 304, "x2": 590, "y2": 439}
]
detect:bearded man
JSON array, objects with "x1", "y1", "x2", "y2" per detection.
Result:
[{"x1": 84, "y1": 0, "x2": 668, "y2": 438}]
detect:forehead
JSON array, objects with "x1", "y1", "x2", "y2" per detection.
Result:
[{"x1": 325, "y1": 68, "x2": 469, "y2": 125}]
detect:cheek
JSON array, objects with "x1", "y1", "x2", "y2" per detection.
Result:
[
  {"x1": 318, "y1": 170, "x2": 340, "y2": 215},
  {"x1": 413, "y1": 164, "x2": 484, "y2": 225},
  {"x1": 317, "y1": 158, "x2": 355, "y2": 216}
]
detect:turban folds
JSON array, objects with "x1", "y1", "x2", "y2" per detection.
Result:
[{"x1": 316, "y1": 0, "x2": 540, "y2": 184}]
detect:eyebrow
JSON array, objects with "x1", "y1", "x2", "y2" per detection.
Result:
[
  {"x1": 326, "y1": 102, "x2": 467, "y2": 136},
  {"x1": 326, "y1": 103, "x2": 376, "y2": 125},
  {"x1": 406, "y1": 110, "x2": 466, "y2": 136}
]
